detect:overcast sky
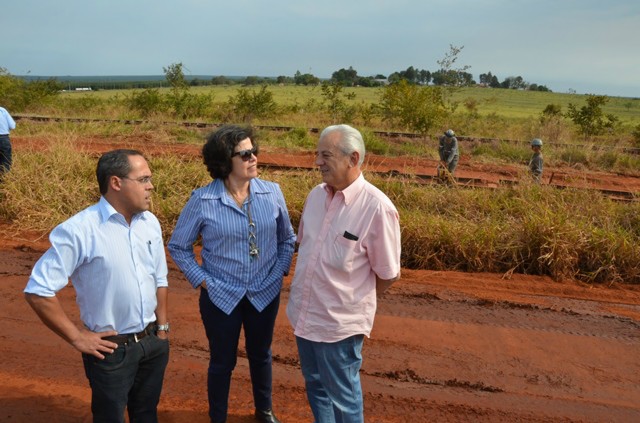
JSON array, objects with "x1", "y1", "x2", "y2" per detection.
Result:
[{"x1": 2, "y1": 0, "x2": 639, "y2": 98}]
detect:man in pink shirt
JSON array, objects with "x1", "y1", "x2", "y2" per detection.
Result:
[{"x1": 287, "y1": 124, "x2": 401, "y2": 423}]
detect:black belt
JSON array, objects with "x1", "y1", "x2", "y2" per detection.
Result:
[{"x1": 104, "y1": 323, "x2": 155, "y2": 346}]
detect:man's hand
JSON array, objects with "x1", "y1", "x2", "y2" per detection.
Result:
[
  {"x1": 71, "y1": 327, "x2": 119, "y2": 359},
  {"x1": 25, "y1": 293, "x2": 118, "y2": 360}
]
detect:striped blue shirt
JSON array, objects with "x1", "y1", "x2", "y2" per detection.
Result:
[
  {"x1": 25, "y1": 196, "x2": 169, "y2": 334},
  {"x1": 168, "y1": 178, "x2": 296, "y2": 315}
]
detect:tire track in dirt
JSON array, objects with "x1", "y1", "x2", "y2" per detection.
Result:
[{"x1": 378, "y1": 290, "x2": 640, "y2": 343}]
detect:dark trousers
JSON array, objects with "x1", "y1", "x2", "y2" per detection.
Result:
[
  {"x1": 446, "y1": 155, "x2": 459, "y2": 175},
  {"x1": 82, "y1": 333, "x2": 170, "y2": 423},
  {"x1": 0, "y1": 135, "x2": 11, "y2": 174},
  {"x1": 199, "y1": 290, "x2": 280, "y2": 423}
]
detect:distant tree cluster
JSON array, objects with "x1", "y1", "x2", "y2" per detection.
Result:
[
  {"x1": 381, "y1": 66, "x2": 550, "y2": 92},
  {"x1": 330, "y1": 67, "x2": 386, "y2": 87},
  {"x1": 293, "y1": 71, "x2": 320, "y2": 86},
  {"x1": 387, "y1": 66, "x2": 431, "y2": 85},
  {"x1": 478, "y1": 72, "x2": 551, "y2": 92}
]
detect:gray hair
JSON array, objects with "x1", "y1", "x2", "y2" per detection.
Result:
[{"x1": 320, "y1": 124, "x2": 366, "y2": 166}]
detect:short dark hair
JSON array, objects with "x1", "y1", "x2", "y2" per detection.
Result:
[
  {"x1": 96, "y1": 149, "x2": 145, "y2": 194},
  {"x1": 202, "y1": 125, "x2": 257, "y2": 179}
]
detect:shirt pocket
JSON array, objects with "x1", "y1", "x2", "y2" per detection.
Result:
[
  {"x1": 327, "y1": 234, "x2": 357, "y2": 274},
  {"x1": 140, "y1": 238, "x2": 159, "y2": 278}
]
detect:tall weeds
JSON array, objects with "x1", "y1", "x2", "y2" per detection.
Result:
[
  {"x1": 2, "y1": 139, "x2": 639, "y2": 284},
  {"x1": 0, "y1": 137, "x2": 98, "y2": 232},
  {"x1": 372, "y1": 176, "x2": 640, "y2": 284}
]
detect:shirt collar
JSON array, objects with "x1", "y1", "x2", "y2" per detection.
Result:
[
  {"x1": 201, "y1": 178, "x2": 269, "y2": 200},
  {"x1": 201, "y1": 179, "x2": 225, "y2": 200},
  {"x1": 98, "y1": 196, "x2": 147, "y2": 224},
  {"x1": 323, "y1": 173, "x2": 364, "y2": 205}
]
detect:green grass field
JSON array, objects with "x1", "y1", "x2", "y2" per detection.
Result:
[{"x1": 62, "y1": 85, "x2": 640, "y2": 126}]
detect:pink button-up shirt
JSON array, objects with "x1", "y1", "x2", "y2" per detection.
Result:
[{"x1": 287, "y1": 174, "x2": 401, "y2": 342}]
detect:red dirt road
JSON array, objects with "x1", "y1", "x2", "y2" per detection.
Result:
[
  {"x1": 1, "y1": 134, "x2": 640, "y2": 422},
  {"x1": 2, "y1": 236, "x2": 640, "y2": 422}
]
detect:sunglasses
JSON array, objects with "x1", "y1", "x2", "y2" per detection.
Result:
[{"x1": 232, "y1": 147, "x2": 258, "y2": 161}]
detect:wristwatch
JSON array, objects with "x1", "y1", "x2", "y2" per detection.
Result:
[{"x1": 156, "y1": 322, "x2": 170, "y2": 333}]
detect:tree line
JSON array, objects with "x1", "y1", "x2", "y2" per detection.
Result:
[
  {"x1": 12, "y1": 67, "x2": 550, "y2": 93},
  {"x1": 3, "y1": 63, "x2": 632, "y2": 144}
]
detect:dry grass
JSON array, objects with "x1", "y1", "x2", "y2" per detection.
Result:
[{"x1": 2, "y1": 134, "x2": 639, "y2": 284}]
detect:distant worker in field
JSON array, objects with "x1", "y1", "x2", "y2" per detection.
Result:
[
  {"x1": 0, "y1": 106, "x2": 16, "y2": 175},
  {"x1": 438, "y1": 129, "x2": 459, "y2": 177},
  {"x1": 529, "y1": 138, "x2": 544, "y2": 183}
]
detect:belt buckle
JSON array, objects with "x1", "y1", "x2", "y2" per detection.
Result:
[{"x1": 134, "y1": 333, "x2": 139, "y2": 343}]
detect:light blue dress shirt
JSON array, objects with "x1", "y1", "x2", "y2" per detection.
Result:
[
  {"x1": 168, "y1": 178, "x2": 296, "y2": 315},
  {"x1": 0, "y1": 107, "x2": 16, "y2": 134},
  {"x1": 25, "y1": 196, "x2": 169, "y2": 334}
]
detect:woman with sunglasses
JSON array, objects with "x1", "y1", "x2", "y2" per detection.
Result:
[{"x1": 168, "y1": 125, "x2": 296, "y2": 423}]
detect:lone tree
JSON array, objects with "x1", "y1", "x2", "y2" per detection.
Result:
[
  {"x1": 378, "y1": 79, "x2": 447, "y2": 136},
  {"x1": 163, "y1": 62, "x2": 188, "y2": 89},
  {"x1": 566, "y1": 95, "x2": 618, "y2": 138}
]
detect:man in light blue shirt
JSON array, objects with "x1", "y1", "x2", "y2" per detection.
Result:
[
  {"x1": 0, "y1": 106, "x2": 16, "y2": 174},
  {"x1": 25, "y1": 149, "x2": 170, "y2": 422}
]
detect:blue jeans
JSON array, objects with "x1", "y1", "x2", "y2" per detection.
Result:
[
  {"x1": 0, "y1": 135, "x2": 11, "y2": 173},
  {"x1": 199, "y1": 290, "x2": 280, "y2": 423},
  {"x1": 296, "y1": 335, "x2": 365, "y2": 423},
  {"x1": 82, "y1": 333, "x2": 170, "y2": 423}
]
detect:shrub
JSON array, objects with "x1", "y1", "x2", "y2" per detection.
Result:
[
  {"x1": 0, "y1": 68, "x2": 62, "y2": 111},
  {"x1": 377, "y1": 80, "x2": 448, "y2": 135},
  {"x1": 125, "y1": 88, "x2": 166, "y2": 118},
  {"x1": 362, "y1": 129, "x2": 390, "y2": 156},
  {"x1": 320, "y1": 82, "x2": 356, "y2": 123},
  {"x1": 227, "y1": 85, "x2": 278, "y2": 123},
  {"x1": 560, "y1": 148, "x2": 589, "y2": 166},
  {"x1": 566, "y1": 95, "x2": 618, "y2": 138}
]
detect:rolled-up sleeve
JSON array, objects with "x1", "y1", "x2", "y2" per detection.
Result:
[
  {"x1": 25, "y1": 224, "x2": 81, "y2": 297},
  {"x1": 367, "y1": 207, "x2": 401, "y2": 281}
]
